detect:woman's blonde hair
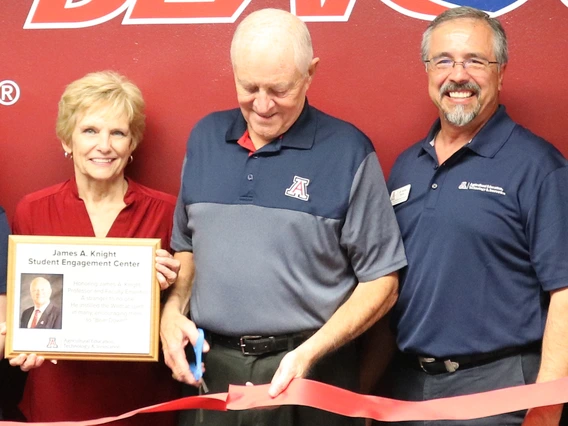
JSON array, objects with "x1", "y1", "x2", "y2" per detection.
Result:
[{"x1": 56, "y1": 71, "x2": 146, "y2": 149}]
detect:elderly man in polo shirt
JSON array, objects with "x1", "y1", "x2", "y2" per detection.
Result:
[
  {"x1": 160, "y1": 7, "x2": 407, "y2": 426},
  {"x1": 383, "y1": 6, "x2": 568, "y2": 426}
]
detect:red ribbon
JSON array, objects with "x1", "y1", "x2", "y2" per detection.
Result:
[{"x1": 1, "y1": 377, "x2": 567, "y2": 425}]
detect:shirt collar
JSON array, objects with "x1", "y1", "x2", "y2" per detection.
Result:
[
  {"x1": 34, "y1": 302, "x2": 50, "y2": 313},
  {"x1": 419, "y1": 105, "x2": 516, "y2": 159},
  {"x1": 225, "y1": 98, "x2": 316, "y2": 152},
  {"x1": 69, "y1": 176, "x2": 137, "y2": 206}
]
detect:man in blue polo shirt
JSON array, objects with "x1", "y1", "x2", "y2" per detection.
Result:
[
  {"x1": 160, "y1": 7, "x2": 407, "y2": 426},
  {"x1": 384, "y1": 6, "x2": 568, "y2": 426}
]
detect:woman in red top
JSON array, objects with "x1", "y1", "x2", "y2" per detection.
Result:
[{"x1": 10, "y1": 71, "x2": 181, "y2": 426}]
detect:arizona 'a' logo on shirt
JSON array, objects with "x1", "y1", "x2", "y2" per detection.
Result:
[{"x1": 285, "y1": 176, "x2": 310, "y2": 201}]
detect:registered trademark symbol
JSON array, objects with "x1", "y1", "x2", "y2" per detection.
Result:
[{"x1": 0, "y1": 80, "x2": 21, "y2": 106}]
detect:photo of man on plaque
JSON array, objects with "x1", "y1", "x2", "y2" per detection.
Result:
[{"x1": 19, "y1": 275, "x2": 63, "y2": 330}]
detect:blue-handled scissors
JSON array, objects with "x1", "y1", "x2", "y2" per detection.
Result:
[{"x1": 190, "y1": 328, "x2": 205, "y2": 381}]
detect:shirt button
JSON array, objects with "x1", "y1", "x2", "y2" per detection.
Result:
[
  {"x1": 434, "y1": 165, "x2": 439, "y2": 170},
  {"x1": 431, "y1": 183, "x2": 438, "y2": 190},
  {"x1": 247, "y1": 174, "x2": 254, "y2": 181},
  {"x1": 252, "y1": 155, "x2": 259, "y2": 159}
]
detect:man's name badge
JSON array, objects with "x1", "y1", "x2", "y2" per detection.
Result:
[{"x1": 390, "y1": 184, "x2": 411, "y2": 206}]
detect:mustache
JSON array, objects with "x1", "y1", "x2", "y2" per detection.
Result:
[{"x1": 440, "y1": 82, "x2": 481, "y2": 97}]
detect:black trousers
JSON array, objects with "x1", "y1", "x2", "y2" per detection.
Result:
[
  {"x1": 374, "y1": 350, "x2": 541, "y2": 426},
  {"x1": 0, "y1": 359, "x2": 27, "y2": 421},
  {"x1": 179, "y1": 341, "x2": 363, "y2": 426}
]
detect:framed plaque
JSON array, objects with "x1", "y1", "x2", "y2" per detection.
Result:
[{"x1": 5, "y1": 235, "x2": 161, "y2": 362}]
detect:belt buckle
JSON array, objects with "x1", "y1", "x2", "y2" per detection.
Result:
[
  {"x1": 239, "y1": 335, "x2": 262, "y2": 355},
  {"x1": 443, "y1": 360, "x2": 459, "y2": 373},
  {"x1": 418, "y1": 356, "x2": 459, "y2": 373},
  {"x1": 418, "y1": 356, "x2": 436, "y2": 372}
]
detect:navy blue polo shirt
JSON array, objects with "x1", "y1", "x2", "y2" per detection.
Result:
[
  {"x1": 389, "y1": 106, "x2": 568, "y2": 357},
  {"x1": 172, "y1": 101, "x2": 407, "y2": 335},
  {"x1": 0, "y1": 207, "x2": 9, "y2": 294}
]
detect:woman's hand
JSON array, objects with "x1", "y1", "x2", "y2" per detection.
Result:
[
  {"x1": 0, "y1": 322, "x2": 6, "y2": 360},
  {"x1": 9, "y1": 353, "x2": 57, "y2": 371},
  {"x1": 155, "y1": 249, "x2": 181, "y2": 290}
]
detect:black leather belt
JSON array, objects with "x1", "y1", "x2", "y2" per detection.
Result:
[
  {"x1": 206, "y1": 330, "x2": 315, "y2": 356},
  {"x1": 400, "y1": 343, "x2": 541, "y2": 375}
]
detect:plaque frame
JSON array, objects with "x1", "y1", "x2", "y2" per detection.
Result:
[{"x1": 5, "y1": 235, "x2": 161, "y2": 362}]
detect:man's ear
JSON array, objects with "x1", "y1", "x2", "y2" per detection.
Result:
[
  {"x1": 308, "y1": 57, "x2": 320, "y2": 79},
  {"x1": 498, "y1": 63, "x2": 507, "y2": 91},
  {"x1": 305, "y1": 57, "x2": 320, "y2": 87}
]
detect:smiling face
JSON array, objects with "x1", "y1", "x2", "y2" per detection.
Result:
[
  {"x1": 233, "y1": 41, "x2": 318, "y2": 148},
  {"x1": 63, "y1": 105, "x2": 133, "y2": 187},
  {"x1": 30, "y1": 278, "x2": 52, "y2": 307},
  {"x1": 427, "y1": 18, "x2": 506, "y2": 129}
]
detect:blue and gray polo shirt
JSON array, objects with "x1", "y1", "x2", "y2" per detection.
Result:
[
  {"x1": 172, "y1": 101, "x2": 407, "y2": 335},
  {"x1": 389, "y1": 105, "x2": 568, "y2": 357}
]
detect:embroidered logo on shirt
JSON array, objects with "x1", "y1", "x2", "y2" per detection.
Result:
[
  {"x1": 285, "y1": 176, "x2": 310, "y2": 201},
  {"x1": 458, "y1": 181, "x2": 506, "y2": 196}
]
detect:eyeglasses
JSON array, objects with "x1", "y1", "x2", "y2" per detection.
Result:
[{"x1": 425, "y1": 57, "x2": 499, "y2": 72}]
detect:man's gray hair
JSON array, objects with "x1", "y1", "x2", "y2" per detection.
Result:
[
  {"x1": 230, "y1": 8, "x2": 313, "y2": 75},
  {"x1": 421, "y1": 6, "x2": 508, "y2": 65}
]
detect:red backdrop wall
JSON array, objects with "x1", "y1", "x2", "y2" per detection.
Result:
[{"x1": 1, "y1": 0, "x2": 567, "y2": 221}]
